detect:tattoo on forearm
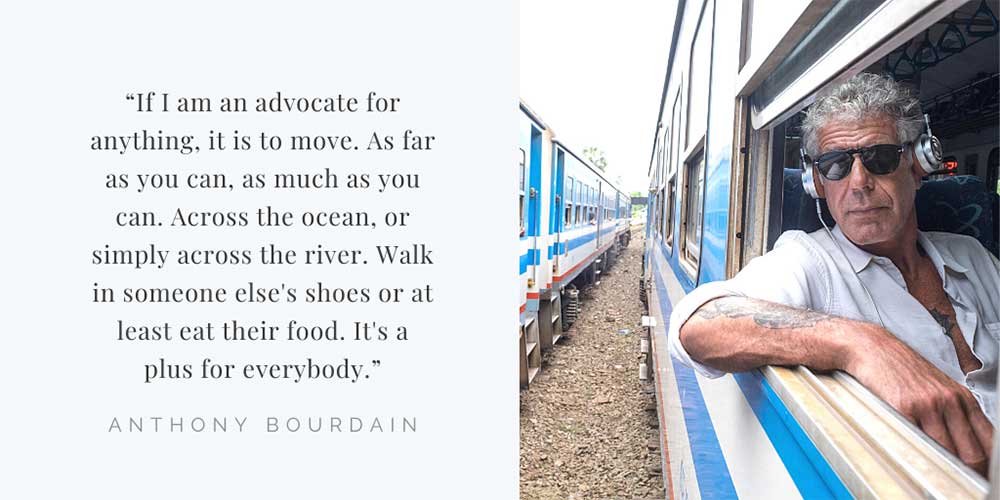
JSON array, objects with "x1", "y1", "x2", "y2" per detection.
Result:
[
  {"x1": 929, "y1": 308, "x2": 955, "y2": 338},
  {"x1": 694, "y1": 297, "x2": 831, "y2": 329}
]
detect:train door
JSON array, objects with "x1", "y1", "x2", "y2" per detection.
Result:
[
  {"x1": 527, "y1": 125, "x2": 543, "y2": 291},
  {"x1": 552, "y1": 148, "x2": 566, "y2": 279}
]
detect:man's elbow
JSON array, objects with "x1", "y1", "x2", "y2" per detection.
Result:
[{"x1": 678, "y1": 318, "x2": 715, "y2": 365}]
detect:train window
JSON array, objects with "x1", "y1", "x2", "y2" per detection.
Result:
[
  {"x1": 658, "y1": 124, "x2": 668, "y2": 183},
  {"x1": 565, "y1": 176, "x2": 574, "y2": 228},
  {"x1": 655, "y1": 136, "x2": 664, "y2": 188},
  {"x1": 658, "y1": 123, "x2": 671, "y2": 241},
  {"x1": 745, "y1": 0, "x2": 811, "y2": 68},
  {"x1": 595, "y1": 191, "x2": 599, "y2": 223},
  {"x1": 665, "y1": 177, "x2": 676, "y2": 246},
  {"x1": 519, "y1": 148, "x2": 527, "y2": 237},
  {"x1": 654, "y1": 192, "x2": 664, "y2": 237},
  {"x1": 751, "y1": 0, "x2": 884, "y2": 127},
  {"x1": 588, "y1": 187, "x2": 594, "y2": 224},
  {"x1": 666, "y1": 81, "x2": 684, "y2": 243},
  {"x1": 687, "y1": 1, "x2": 713, "y2": 148},
  {"x1": 682, "y1": 147, "x2": 705, "y2": 268},
  {"x1": 657, "y1": 187, "x2": 665, "y2": 236},
  {"x1": 572, "y1": 180, "x2": 579, "y2": 226},
  {"x1": 671, "y1": 86, "x2": 682, "y2": 177},
  {"x1": 665, "y1": 91, "x2": 681, "y2": 249},
  {"x1": 589, "y1": 192, "x2": 596, "y2": 224},
  {"x1": 652, "y1": 189, "x2": 662, "y2": 236},
  {"x1": 594, "y1": 189, "x2": 599, "y2": 219}
]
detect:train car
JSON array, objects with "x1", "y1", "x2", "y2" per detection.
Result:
[
  {"x1": 519, "y1": 102, "x2": 632, "y2": 387},
  {"x1": 643, "y1": 0, "x2": 999, "y2": 498}
]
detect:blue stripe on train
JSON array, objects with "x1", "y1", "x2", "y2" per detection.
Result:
[
  {"x1": 565, "y1": 225, "x2": 618, "y2": 252},
  {"x1": 545, "y1": 224, "x2": 620, "y2": 257},
  {"x1": 733, "y1": 372, "x2": 853, "y2": 499},
  {"x1": 657, "y1": 248, "x2": 850, "y2": 498},
  {"x1": 518, "y1": 249, "x2": 540, "y2": 275},
  {"x1": 653, "y1": 267, "x2": 739, "y2": 498}
]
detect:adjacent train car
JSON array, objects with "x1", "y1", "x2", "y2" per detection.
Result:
[
  {"x1": 643, "y1": 0, "x2": 998, "y2": 498},
  {"x1": 519, "y1": 102, "x2": 632, "y2": 387}
]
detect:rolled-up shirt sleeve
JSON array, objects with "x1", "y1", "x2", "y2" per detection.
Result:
[{"x1": 667, "y1": 231, "x2": 826, "y2": 378}]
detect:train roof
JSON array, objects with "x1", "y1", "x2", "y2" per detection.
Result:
[
  {"x1": 553, "y1": 139, "x2": 628, "y2": 196},
  {"x1": 520, "y1": 99, "x2": 628, "y2": 197},
  {"x1": 648, "y1": 0, "x2": 687, "y2": 178},
  {"x1": 519, "y1": 100, "x2": 550, "y2": 131}
]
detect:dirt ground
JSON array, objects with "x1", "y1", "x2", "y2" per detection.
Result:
[{"x1": 520, "y1": 230, "x2": 664, "y2": 500}]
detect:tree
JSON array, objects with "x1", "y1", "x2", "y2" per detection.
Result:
[{"x1": 582, "y1": 147, "x2": 608, "y2": 171}]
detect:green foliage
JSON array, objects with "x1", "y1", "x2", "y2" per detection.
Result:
[{"x1": 582, "y1": 147, "x2": 608, "y2": 171}]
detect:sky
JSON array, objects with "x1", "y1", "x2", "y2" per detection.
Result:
[{"x1": 520, "y1": 1, "x2": 676, "y2": 193}]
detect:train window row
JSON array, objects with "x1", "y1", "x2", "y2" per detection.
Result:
[
  {"x1": 649, "y1": 0, "x2": 713, "y2": 279},
  {"x1": 560, "y1": 177, "x2": 621, "y2": 228}
]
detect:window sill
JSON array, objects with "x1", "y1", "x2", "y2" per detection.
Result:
[{"x1": 762, "y1": 365, "x2": 988, "y2": 497}]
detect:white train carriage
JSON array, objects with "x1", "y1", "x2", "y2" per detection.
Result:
[
  {"x1": 644, "y1": 0, "x2": 998, "y2": 497},
  {"x1": 519, "y1": 102, "x2": 632, "y2": 387}
]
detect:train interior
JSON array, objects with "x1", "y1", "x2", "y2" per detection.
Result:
[{"x1": 775, "y1": 0, "x2": 999, "y2": 257}]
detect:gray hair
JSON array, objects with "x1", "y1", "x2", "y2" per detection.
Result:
[{"x1": 801, "y1": 73, "x2": 925, "y2": 158}]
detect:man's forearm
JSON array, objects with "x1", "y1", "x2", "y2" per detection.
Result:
[{"x1": 679, "y1": 296, "x2": 869, "y2": 373}]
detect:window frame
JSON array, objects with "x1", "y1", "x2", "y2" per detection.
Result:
[
  {"x1": 686, "y1": 0, "x2": 714, "y2": 149},
  {"x1": 666, "y1": 83, "x2": 684, "y2": 251},
  {"x1": 679, "y1": 137, "x2": 706, "y2": 276},
  {"x1": 565, "y1": 175, "x2": 575, "y2": 229}
]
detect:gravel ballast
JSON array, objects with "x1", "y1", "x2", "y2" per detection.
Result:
[{"x1": 520, "y1": 230, "x2": 664, "y2": 499}]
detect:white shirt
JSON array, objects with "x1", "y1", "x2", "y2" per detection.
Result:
[{"x1": 668, "y1": 226, "x2": 1000, "y2": 422}]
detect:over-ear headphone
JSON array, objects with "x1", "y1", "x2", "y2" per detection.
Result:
[
  {"x1": 799, "y1": 113, "x2": 943, "y2": 199},
  {"x1": 913, "y1": 114, "x2": 943, "y2": 174},
  {"x1": 800, "y1": 148, "x2": 819, "y2": 199}
]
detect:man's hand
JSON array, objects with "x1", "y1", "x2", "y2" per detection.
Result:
[{"x1": 846, "y1": 326, "x2": 994, "y2": 475}]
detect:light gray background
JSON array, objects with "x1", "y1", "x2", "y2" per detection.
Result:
[{"x1": 0, "y1": 1, "x2": 517, "y2": 498}]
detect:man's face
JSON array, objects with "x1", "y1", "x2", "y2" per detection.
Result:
[{"x1": 814, "y1": 116, "x2": 923, "y2": 246}]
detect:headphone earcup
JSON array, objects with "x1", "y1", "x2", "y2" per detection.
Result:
[
  {"x1": 801, "y1": 166, "x2": 819, "y2": 199},
  {"x1": 914, "y1": 134, "x2": 943, "y2": 174}
]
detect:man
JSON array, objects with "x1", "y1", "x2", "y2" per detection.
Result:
[{"x1": 669, "y1": 73, "x2": 999, "y2": 474}]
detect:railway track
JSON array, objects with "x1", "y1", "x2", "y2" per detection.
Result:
[{"x1": 520, "y1": 229, "x2": 664, "y2": 499}]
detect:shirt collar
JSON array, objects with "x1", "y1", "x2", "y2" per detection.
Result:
[
  {"x1": 829, "y1": 226, "x2": 970, "y2": 275},
  {"x1": 917, "y1": 231, "x2": 970, "y2": 275},
  {"x1": 830, "y1": 225, "x2": 874, "y2": 273}
]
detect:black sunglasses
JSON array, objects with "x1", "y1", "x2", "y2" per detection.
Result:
[{"x1": 806, "y1": 144, "x2": 906, "y2": 180}]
